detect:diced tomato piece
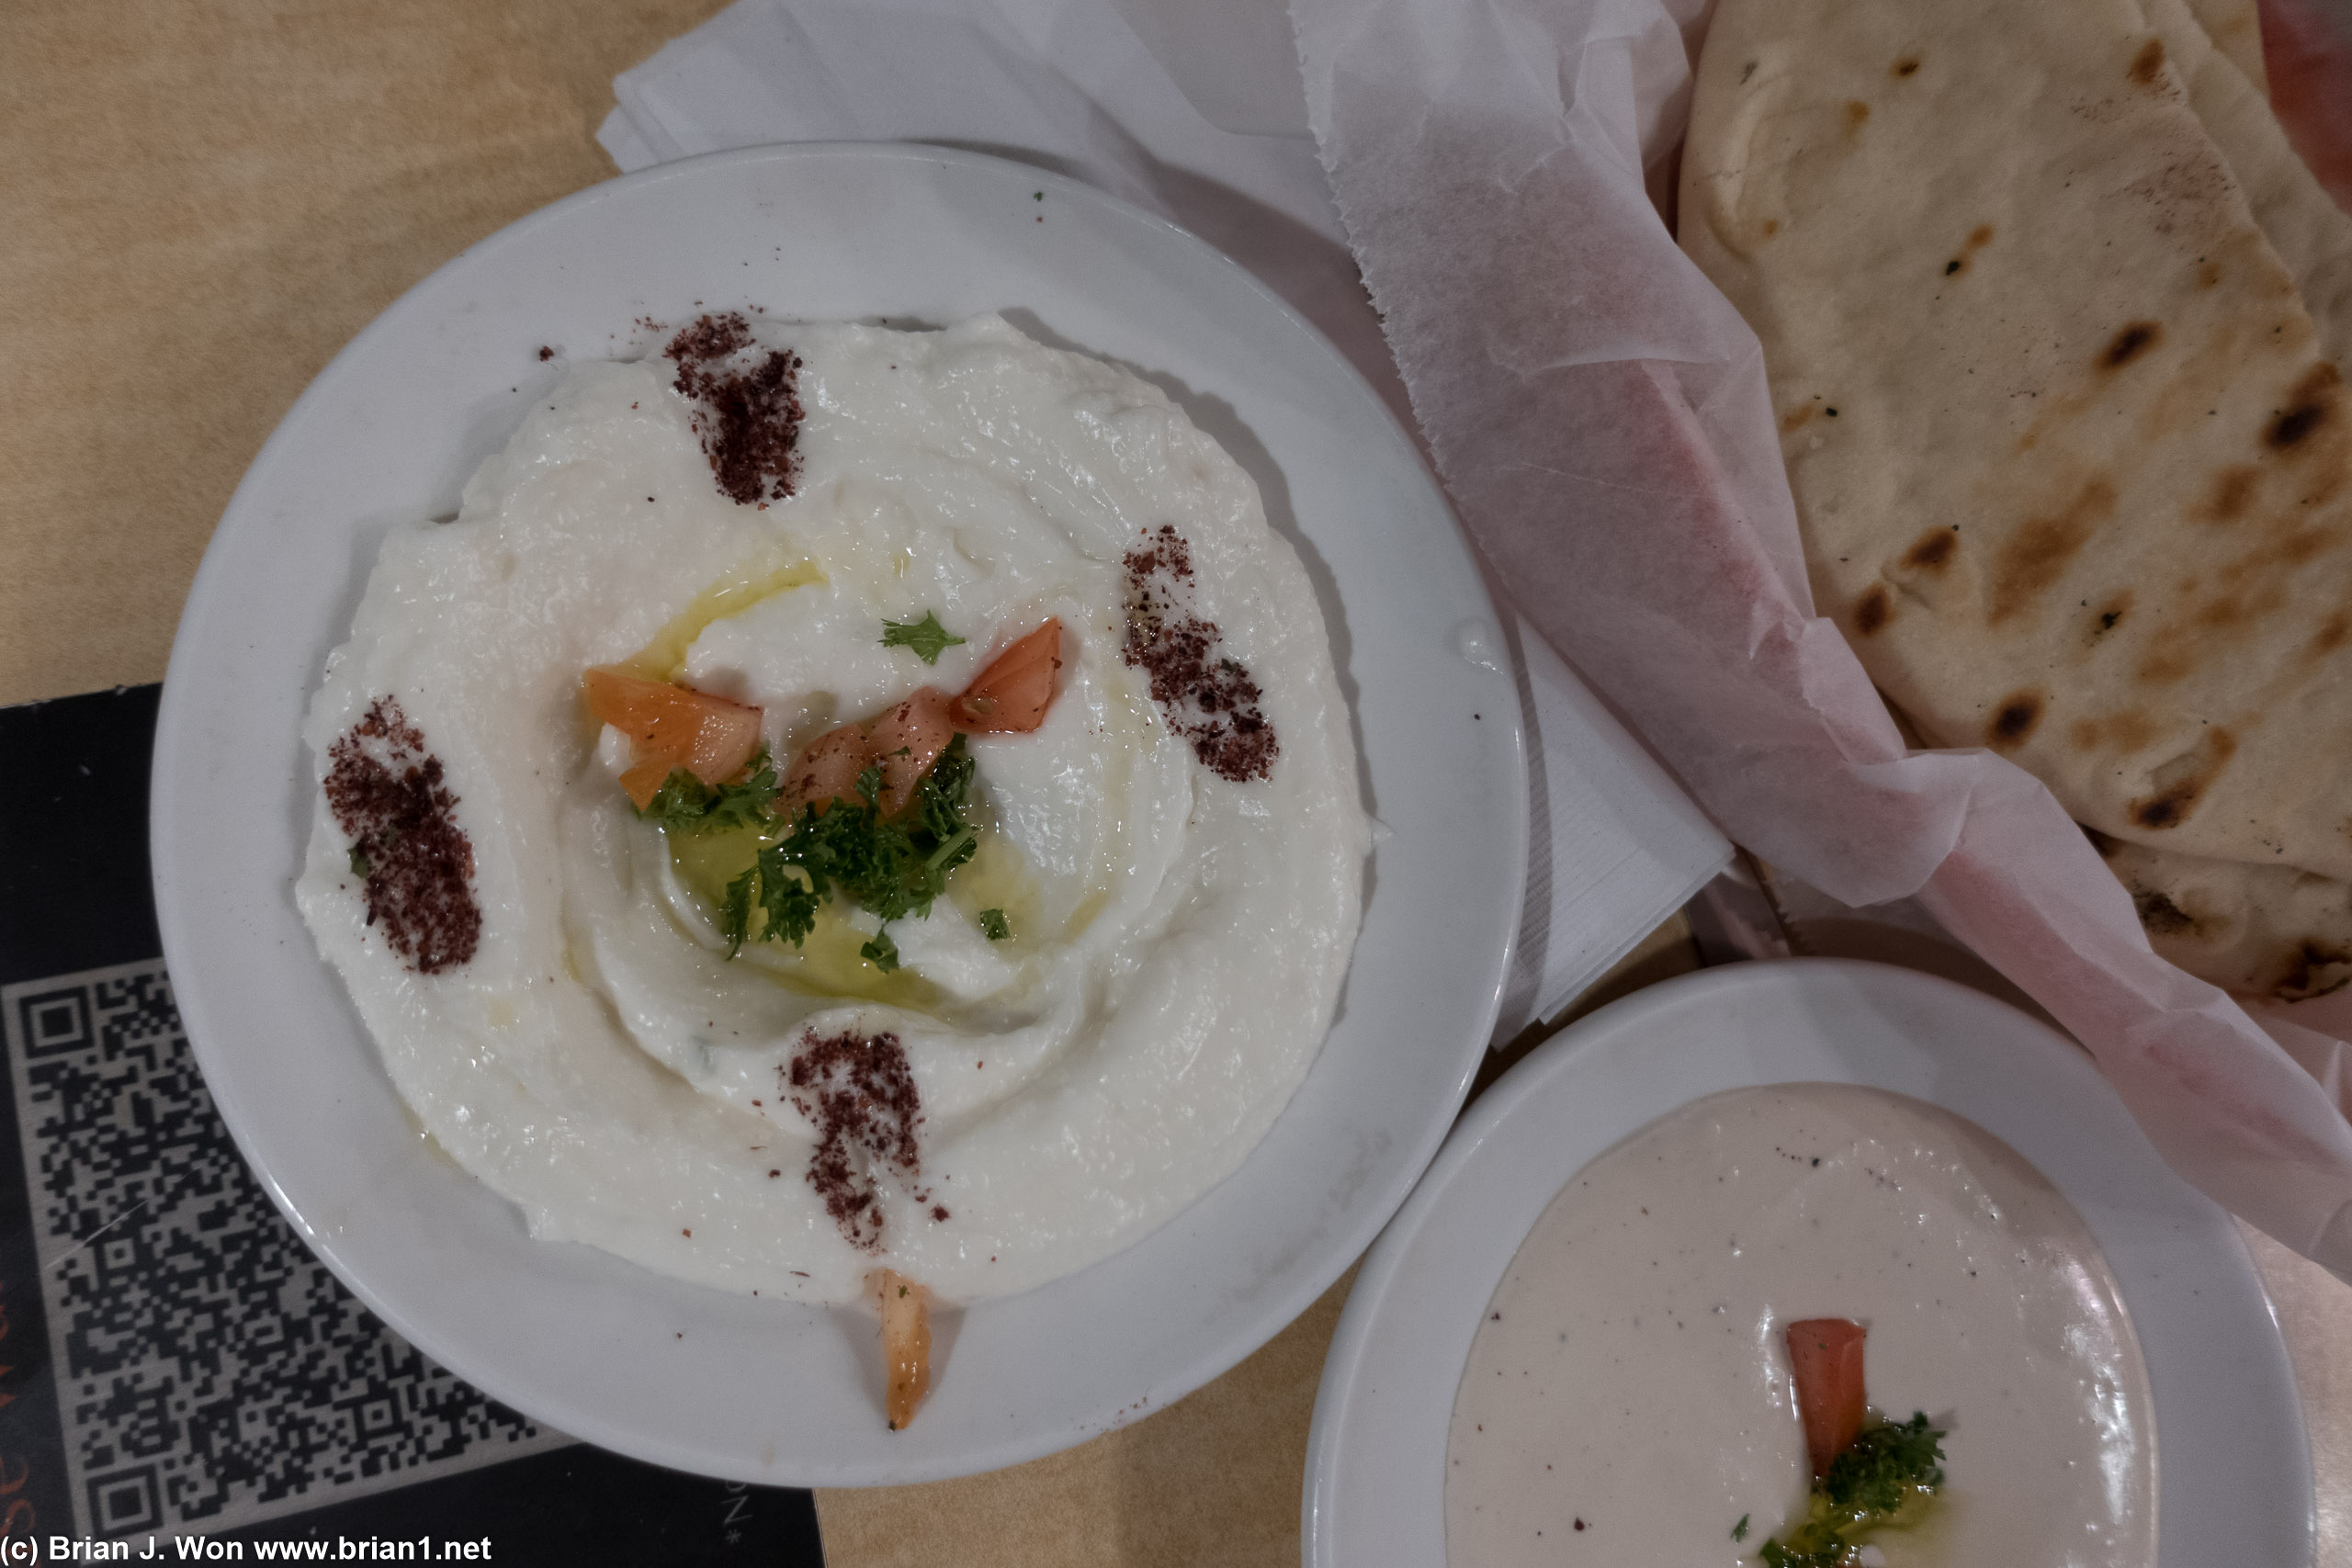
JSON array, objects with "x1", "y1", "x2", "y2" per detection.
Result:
[
  {"x1": 865, "y1": 688, "x2": 956, "y2": 817},
  {"x1": 583, "y1": 668, "x2": 763, "y2": 807},
  {"x1": 687, "y1": 703, "x2": 763, "y2": 785},
  {"x1": 948, "y1": 619, "x2": 1062, "y2": 734},
  {"x1": 604, "y1": 617, "x2": 1062, "y2": 823},
  {"x1": 781, "y1": 724, "x2": 871, "y2": 815},
  {"x1": 780, "y1": 690, "x2": 956, "y2": 819},
  {"x1": 1785, "y1": 1318, "x2": 1869, "y2": 1478},
  {"x1": 617, "y1": 757, "x2": 678, "y2": 809}
]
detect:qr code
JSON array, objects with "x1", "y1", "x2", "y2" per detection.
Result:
[{"x1": 2, "y1": 962, "x2": 568, "y2": 1539}]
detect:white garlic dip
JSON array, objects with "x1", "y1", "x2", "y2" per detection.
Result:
[
  {"x1": 295, "y1": 312, "x2": 1365, "y2": 1305},
  {"x1": 1445, "y1": 1084, "x2": 2154, "y2": 1565}
]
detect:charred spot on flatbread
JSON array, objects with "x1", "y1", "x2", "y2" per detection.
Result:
[
  {"x1": 1892, "y1": 55, "x2": 1921, "y2": 78},
  {"x1": 2085, "y1": 592, "x2": 2133, "y2": 644},
  {"x1": 2310, "y1": 612, "x2": 2350, "y2": 661},
  {"x1": 2099, "y1": 321, "x2": 2162, "y2": 369},
  {"x1": 2199, "y1": 464, "x2": 2259, "y2": 522},
  {"x1": 2071, "y1": 706, "x2": 2157, "y2": 754},
  {"x1": 2129, "y1": 38, "x2": 2165, "y2": 86},
  {"x1": 2265, "y1": 363, "x2": 2341, "y2": 454},
  {"x1": 2128, "y1": 727, "x2": 2237, "y2": 829},
  {"x1": 2133, "y1": 888, "x2": 2199, "y2": 935},
  {"x1": 1846, "y1": 99, "x2": 1871, "y2": 131},
  {"x1": 1990, "y1": 477, "x2": 2116, "y2": 622},
  {"x1": 2279, "y1": 941, "x2": 2352, "y2": 1001},
  {"x1": 1987, "y1": 690, "x2": 2046, "y2": 749},
  {"x1": 1854, "y1": 584, "x2": 1892, "y2": 635},
  {"x1": 1903, "y1": 526, "x2": 1960, "y2": 572},
  {"x1": 1941, "y1": 224, "x2": 1996, "y2": 277}
]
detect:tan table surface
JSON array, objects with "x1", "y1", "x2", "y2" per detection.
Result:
[{"x1": 9, "y1": 3, "x2": 2345, "y2": 1561}]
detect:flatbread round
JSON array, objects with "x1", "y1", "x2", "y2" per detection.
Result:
[{"x1": 1681, "y1": 0, "x2": 2352, "y2": 998}]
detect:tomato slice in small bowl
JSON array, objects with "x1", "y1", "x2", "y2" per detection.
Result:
[{"x1": 1785, "y1": 1317, "x2": 1869, "y2": 1478}]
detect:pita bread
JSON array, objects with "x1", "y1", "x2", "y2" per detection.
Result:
[
  {"x1": 2151, "y1": 0, "x2": 2352, "y2": 367},
  {"x1": 1682, "y1": 0, "x2": 2352, "y2": 998},
  {"x1": 2184, "y1": 0, "x2": 2268, "y2": 96},
  {"x1": 2094, "y1": 830, "x2": 2352, "y2": 998}
]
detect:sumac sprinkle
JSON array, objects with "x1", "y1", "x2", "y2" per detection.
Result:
[
  {"x1": 786, "y1": 1029, "x2": 925, "y2": 1250},
  {"x1": 324, "y1": 697, "x2": 481, "y2": 974},
  {"x1": 664, "y1": 312, "x2": 804, "y2": 504},
  {"x1": 1122, "y1": 525, "x2": 1279, "y2": 782}
]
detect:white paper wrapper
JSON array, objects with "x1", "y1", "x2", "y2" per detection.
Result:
[{"x1": 1293, "y1": 0, "x2": 2352, "y2": 1275}]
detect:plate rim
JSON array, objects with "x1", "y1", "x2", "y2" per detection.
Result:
[
  {"x1": 151, "y1": 141, "x2": 1531, "y2": 1485},
  {"x1": 1303, "y1": 956, "x2": 2315, "y2": 1566}
]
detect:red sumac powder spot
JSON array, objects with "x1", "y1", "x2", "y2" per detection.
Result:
[
  {"x1": 786, "y1": 1029, "x2": 925, "y2": 1250},
  {"x1": 665, "y1": 312, "x2": 805, "y2": 505},
  {"x1": 324, "y1": 697, "x2": 481, "y2": 975},
  {"x1": 1122, "y1": 525, "x2": 1279, "y2": 782}
]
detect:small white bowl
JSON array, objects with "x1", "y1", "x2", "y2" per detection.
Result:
[{"x1": 1306, "y1": 958, "x2": 2312, "y2": 1566}]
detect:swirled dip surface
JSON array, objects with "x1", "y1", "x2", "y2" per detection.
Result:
[
  {"x1": 1445, "y1": 1085, "x2": 2154, "y2": 1566},
  {"x1": 297, "y1": 314, "x2": 1365, "y2": 1304}
]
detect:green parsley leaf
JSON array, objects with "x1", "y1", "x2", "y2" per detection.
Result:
[
  {"x1": 720, "y1": 864, "x2": 756, "y2": 959},
  {"x1": 637, "y1": 767, "x2": 712, "y2": 828},
  {"x1": 978, "y1": 908, "x2": 1011, "y2": 941},
  {"x1": 854, "y1": 761, "x2": 884, "y2": 807},
  {"x1": 1757, "y1": 1412, "x2": 1944, "y2": 1567},
  {"x1": 637, "y1": 750, "x2": 781, "y2": 835},
  {"x1": 348, "y1": 845, "x2": 371, "y2": 878},
  {"x1": 754, "y1": 849, "x2": 824, "y2": 949},
  {"x1": 1821, "y1": 1411, "x2": 1944, "y2": 1517},
  {"x1": 1731, "y1": 1515, "x2": 1748, "y2": 1543},
  {"x1": 683, "y1": 735, "x2": 986, "y2": 969},
  {"x1": 880, "y1": 611, "x2": 967, "y2": 666},
  {"x1": 701, "y1": 751, "x2": 779, "y2": 831}
]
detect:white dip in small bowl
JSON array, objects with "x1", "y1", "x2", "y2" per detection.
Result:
[{"x1": 1446, "y1": 1083, "x2": 2154, "y2": 1565}]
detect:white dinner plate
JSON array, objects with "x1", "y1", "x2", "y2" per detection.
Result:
[
  {"x1": 150, "y1": 143, "x2": 1528, "y2": 1486},
  {"x1": 1306, "y1": 958, "x2": 2313, "y2": 1566}
]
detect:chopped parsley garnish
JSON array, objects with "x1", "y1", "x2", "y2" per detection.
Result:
[
  {"x1": 1732, "y1": 1515, "x2": 1748, "y2": 1543},
  {"x1": 711, "y1": 735, "x2": 982, "y2": 966},
  {"x1": 978, "y1": 908, "x2": 1011, "y2": 941},
  {"x1": 1755, "y1": 1413, "x2": 1945, "y2": 1567},
  {"x1": 635, "y1": 749, "x2": 781, "y2": 834},
  {"x1": 880, "y1": 611, "x2": 967, "y2": 665},
  {"x1": 347, "y1": 846, "x2": 371, "y2": 877}
]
